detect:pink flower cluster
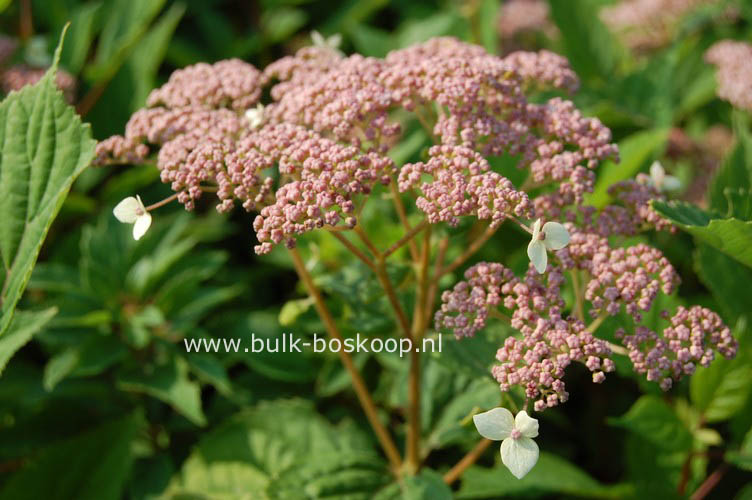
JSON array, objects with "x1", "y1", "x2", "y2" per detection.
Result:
[
  {"x1": 557, "y1": 229, "x2": 679, "y2": 322},
  {"x1": 617, "y1": 306, "x2": 737, "y2": 390},
  {"x1": 498, "y1": 0, "x2": 557, "y2": 42},
  {"x1": 398, "y1": 145, "x2": 532, "y2": 227},
  {"x1": 1, "y1": 64, "x2": 77, "y2": 102},
  {"x1": 97, "y1": 37, "x2": 617, "y2": 254},
  {"x1": 705, "y1": 40, "x2": 752, "y2": 111},
  {"x1": 601, "y1": 0, "x2": 721, "y2": 51},
  {"x1": 435, "y1": 262, "x2": 614, "y2": 410}
]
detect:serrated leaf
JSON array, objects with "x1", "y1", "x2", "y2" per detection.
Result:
[
  {"x1": 0, "y1": 307, "x2": 56, "y2": 376},
  {"x1": 0, "y1": 31, "x2": 96, "y2": 338},
  {"x1": 653, "y1": 201, "x2": 752, "y2": 268},
  {"x1": 609, "y1": 395, "x2": 692, "y2": 452},
  {"x1": 0, "y1": 412, "x2": 142, "y2": 500}
]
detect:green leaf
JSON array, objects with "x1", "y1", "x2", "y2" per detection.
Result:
[
  {"x1": 60, "y1": 2, "x2": 103, "y2": 74},
  {"x1": 727, "y1": 427, "x2": 752, "y2": 471},
  {"x1": 653, "y1": 201, "x2": 752, "y2": 268},
  {"x1": 0, "y1": 308, "x2": 56, "y2": 376},
  {"x1": 695, "y1": 244, "x2": 752, "y2": 322},
  {"x1": 690, "y1": 334, "x2": 752, "y2": 423},
  {"x1": 375, "y1": 469, "x2": 453, "y2": 499},
  {"x1": 709, "y1": 120, "x2": 752, "y2": 215},
  {"x1": 547, "y1": 0, "x2": 625, "y2": 82},
  {"x1": 118, "y1": 356, "x2": 207, "y2": 426},
  {"x1": 165, "y1": 399, "x2": 380, "y2": 498},
  {"x1": 588, "y1": 128, "x2": 669, "y2": 208},
  {"x1": 456, "y1": 453, "x2": 630, "y2": 499},
  {"x1": 0, "y1": 30, "x2": 96, "y2": 338},
  {"x1": 0, "y1": 412, "x2": 142, "y2": 500},
  {"x1": 609, "y1": 395, "x2": 693, "y2": 452}
]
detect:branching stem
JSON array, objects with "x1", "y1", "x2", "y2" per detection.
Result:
[{"x1": 288, "y1": 248, "x2": 403, "y2": 473}]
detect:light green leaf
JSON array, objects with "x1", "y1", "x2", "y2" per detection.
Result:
[
  {"x1": 456, "y1": 453, "x2": 630, "y2": 498},
  {"x1": 279, "y1": 297, "x2": 313, "y2": 326},
  {"x1": 609, "y1": 395, "x2": 692, "y2": 452},
  {"x1": 690, "y1": 331, "x2": 752, "y2": 423},
  {"x1": 0, "y1": 412, "x2": 142, "y2": 500},
  {"x1": 548, "y1": 0, "x2": 625, "y2": 82},
  {"x1": 0, "y1": 29, "x2": 96, "y2": 338},
  {"x1": 588, "y1": 128, "x2": 669, "y2": 208},
  {"x1": 653, "y1": 201, "x2": 752, "y2": 268},
  {"x1": 0, "y1": 308, "x2": 56, "y2": 376},
  {"x1": 118, "y1": 356, "x2": 207, "y2": 426}
]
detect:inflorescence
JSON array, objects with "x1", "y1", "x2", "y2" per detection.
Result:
[{"x1": 98, "y1": 36, "x2": 736, "y2": 412}]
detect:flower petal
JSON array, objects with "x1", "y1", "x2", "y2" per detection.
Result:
[
  {"x1": 328, "y1": 33, "x2": 342, "y2": 49},
  {"x1": 133, "y1": 213, "x2": 152, "y2": 241},
  {"x1": 514, "y1": 411, "x2": 539, "y2": 438},
  {"x1": 473, "y1": 407, "x2": 514, "y2": 440},
  {"x1": 542, "y1": 222, "x2": 570, "y2": 250},
  {"x1": 501, "y1": 436, "x2": 539, "y2": 479},
  {"x1": 650, "y1": 161, "x2": 665, "y2": 184},
  {"x1": 113, "y1": 197, "x2": 141, "y2": 223},
  {"x1": 311, "y1": 30, "x2": 325, "y2": 47},
  {"x1": 527, "y1": 240, "x2": 547, "y2": 274},
  {"x1": 662, "y1": 175, "x2": 681, "y2": 191},
  {"x1": 530, "y1": 218, "x2": 541, "y2": 240}
]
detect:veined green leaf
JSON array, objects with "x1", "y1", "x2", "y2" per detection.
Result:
[
  {"x1": 609, "y1": 395, "x2": 692, "y2": 452},
  {"x1": 0, "y1": 28, "x2": 96, "y2": 338},
  {"x1": 653, "y1": 201, "x2": 752, "y2": 268}
]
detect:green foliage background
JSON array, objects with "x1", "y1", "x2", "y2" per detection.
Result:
[{"x1": 0, "y1": 0, "x2": 751, "y2": 498}]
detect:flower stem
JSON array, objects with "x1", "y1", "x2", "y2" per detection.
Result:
[
  {"x1": 570, "y1": 270, "x2": 585, "y2": 321},
  {"x1": 690, "y1": 463, "x2": 728, "y2": 500},
  {"x1": 384, "y1": 220, "x2": 428, "y2": 258},
  {"x1": 586, "y1": 311, "x2": 609, "y2": 334},
  {"x1": 288, "y1": 248, "x2": 403, "y2": 473},
  {"x1": 331, "y1": 232, "x2": 377, "y2": 272},
  {"x1": 389, "y1": 182, "x2": 420, "y2": 261},
  {"x1": 443, "y1": 438, "x2": 493, "y2": 485},
  {"x1": 145, "y1": 193, "x2": 179, "y2": 211}
]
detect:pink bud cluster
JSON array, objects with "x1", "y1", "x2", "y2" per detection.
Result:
[
  {"x1": 146, "y1": 59, "x2": 266, "y2": 111},
  {"x1": 1, "y1": 64, "x2": 77, "y2": 102},
  {"x1": 600, "y1": 0, "x2": 720, "y2": 51},
  {"x1": 498, "y1": 0, "x2": 557, "y2": 42},
  {"x1": 435, "y1": 262, "x2": 614, "y2": 410},
  {"x1": 557, "y1": 229, "x2": 679, "y2": 322},
  {"x1": 398, "y1": 145, "x2": 533, "y2": 227},
  {"x1": 617, "y1": 306, "x2": 737, "y2": 390},
  {"x1": 596, "y1": 179, "x2": 675, "y2": 235},
  {"x1": 705, "y1": 40, "x2": 752, "y2": 111}
]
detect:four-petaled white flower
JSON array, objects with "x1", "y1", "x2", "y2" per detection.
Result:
[
  {"x1": 311, "y1": 30, "x2": 343, "y2": 53},
  {"x1": 245, "y1": 103, "x2": 265, "y2": 130},
  {"x1": 113, "y1": 195, "x2": 152, "y2": 240},
  {"x1": 647, "y1": 161, "x2": 681, "y2": 192},
  {"x1": 474, "y1": 408, "x2": 540, "y2": 479},
  {"x1": 526, "y1": 218, "x2": 570, "y2": 274}
]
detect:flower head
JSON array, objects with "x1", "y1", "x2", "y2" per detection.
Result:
[
  {"x1": 527, "y1": 219, "x2": 570, "y2": 273},
  {"x1": 113, "y1": 195, "x2": 152, "y2": 240},
  {"x1": 245, "y1": 103, "x2": 265, "y2": 130},
  {"x1": 473, "y1": 408, "x2": 539, "y2": 479}
]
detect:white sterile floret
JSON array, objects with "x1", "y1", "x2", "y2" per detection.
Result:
[
  {"x1": 526, "y1": 218, "x2": 570, "y2": 274},
  {"x1": 311, "y1": 30, "x2": 343, "y2": 53},
  {"x1": 473, "y1": 408, "x2": 540, "y2": 479},
  {"x1": 113, "y1": 195, "x2": 152, "y2": 240},
  {"x1": 648, "y1": 161, "x2": 681, "y2": 192},
  {"x1": 245, "y1": 103, "x2": 265, "y2": 130}
]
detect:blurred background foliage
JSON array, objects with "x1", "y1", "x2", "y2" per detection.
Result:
[{"x1": 1, "y1": 0, "x2": 752, "y2": 498}]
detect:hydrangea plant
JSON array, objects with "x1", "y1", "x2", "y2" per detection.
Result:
[{"x1": 94, "y1": 35, "x2": 737, "y2": 481}]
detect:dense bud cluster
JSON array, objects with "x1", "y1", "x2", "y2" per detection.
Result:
[
  {"x1": 705, "y1": 40, "x2": 752, "y2": 111},
  {"x1": 617, "y1": 306, "x2": 737, "y2": 390},
  {"x1": 435, "y1": 262, "x2": 614, "y2": 410}
]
